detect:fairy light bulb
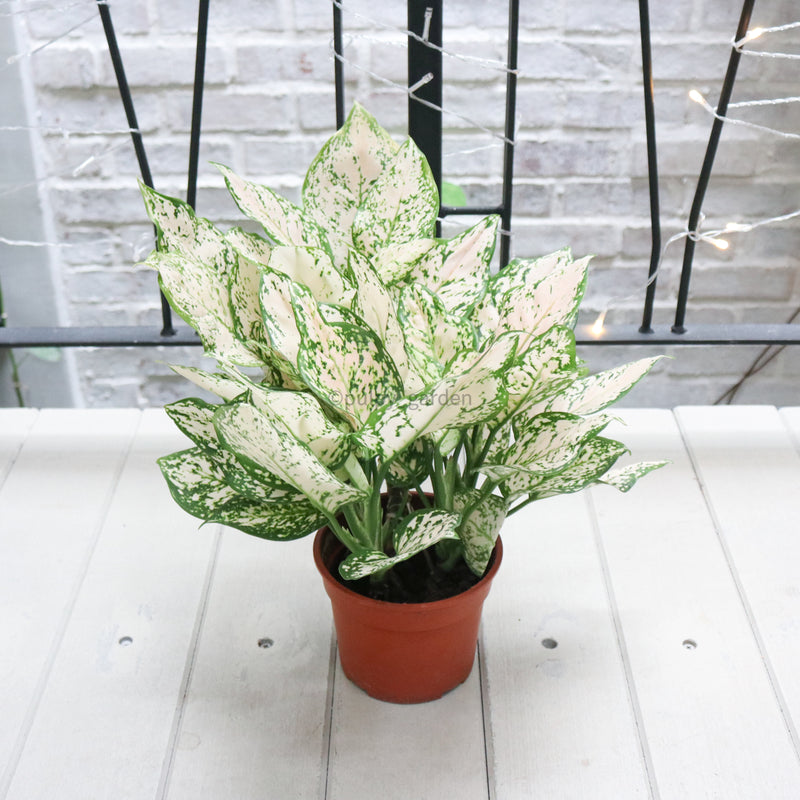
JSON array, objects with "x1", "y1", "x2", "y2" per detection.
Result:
[
  {"x1": 744, "y1": 27, "x2": 765, "y2": 43},
  {"x1": 689, "y1": 89, "x2": 705, "y2": 105},
  {"x1": 709, "y1": 237, "x2": 729, "y2": 250},
  {"x1": 591, "y1": 310, "x2": 607, "y2": 337}
]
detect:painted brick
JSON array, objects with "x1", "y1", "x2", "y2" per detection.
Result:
[
  {"x1": 518, "y1": 41, "x2": 633, "y2": 83},
  {"x1": 36, "y1": 90, "x2": 163, "y2": 135},
  {"x1": 155, "y1": 0, "x2": 287, "y2": 33},
  {"x1": 31, "y1": 46, "x2": 97, "y2": 89},
  {"x1": 237, "y1": 41, "x2": 334, "y2": 84},
  {"x1": 192, "y1": 90, "x2": 296, "y2": 132},
  {"x1": 516, "y1": 138, "x2": 630, "y2": 178}
]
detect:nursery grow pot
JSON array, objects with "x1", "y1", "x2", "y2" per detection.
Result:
[{"x1": 313, "y1": 526, "x2": 503, "y2": 704}]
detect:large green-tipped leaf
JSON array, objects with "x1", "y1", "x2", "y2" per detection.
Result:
[
  {"x1": 268, "y1": 245, "x2": 353, "y2": 304},
  {"x1": 259, "y1": 267, "x2": 304, "y2": 374},
  {"x1": 216, "y1": 163, "x2": 330, "y2": 253},
  {"x1": 164, "y1": 397, "x2": 219, "y2": 451},
  {"x1": 502, "y1": 436, "x2": 629, "y2": 501},
  {"x1": 404, "y1": 216, "x2": 499, "y2": 312},
  {"x1": 351, "y1": 138, "x2": 439, "y2": 257},
  {"x1": 375, "y1": 239, "x2": 436, "y2": 285},
  {"x1": 214, "y1": 401, "x2": 364, "y2": 514},
  {"x1": 224, "y1": 226, "x2": 273, "y2": 265},
  {"x1": 490, "y1": 249, "x2": 574, "y2": 299},
  {"x1": 248, "y1": 385, "x2": 351, "y2": 468},
  {"x1": 600, "y1": 460, "x2": 668, "y2": 492},
  {"x1": 548, "y1": 356, "x2": 664, "y2": 416},
  {"x1": 454, "y1": 490, "x2": 506, "y2": 576},
  {"x1": 338, "y1": 509, "x2": 460, "y2": 580},
  {"x1": 302, "y1": 103, "x2": 400, "y2": 264},
  {"x1": 363, "y1": 335, "x2": 516, "y2": 461},
  {"x1": 158, "y1": 448, "x2": 324, "y2": 540},
  {"x1": 483, "y1": 412, "x2": 610, "y2": 481},
  {"x1": 290, "y1": 282, "x2": 403, "y2": 427}
]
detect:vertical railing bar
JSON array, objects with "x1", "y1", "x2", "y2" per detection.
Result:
[
  {"x1": 333, "y1": 0, "x2": 345, "y2": 128},
  {"x1": 673, "y1": 0, "x2": 756, "y2": 334},
  {"x1": 408, "y1": 0, "x2": 443, "y2": 235},
  {"x1": 186, "y1": 0, "x2": 210, "y2": 212},
  {"x1": 96, "y1": 0, "x2": 174, "y2": 336},
  {"x1": 498, "y1": 0, "x2": 519, "y2": 268},
  {"x1": 637, "y1": 0, "x2": 661, "y2": 334}
]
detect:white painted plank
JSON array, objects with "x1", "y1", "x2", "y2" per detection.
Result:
[
  {"x1": 482, "y1": 493, "x2": 650, "y2": 799},
  {"x1": 780, "y1": 407, "x2": 800, "y2": 454},
  {"x1": 592, "y1": 408, "x2": 800, "y2": 799},
  {"x1": 0, "y1": 409, "x2": 140, "y2": 794},
  {"x1": 163, "y1": 531, "x2": 332, "y2": 800},
  {"x1": 327, "y1": 655, "x2": 488, "y2": 800},
  {"x1": 0, "y1": 410, "x2": 38, "y2": 487},
  {"x1": 4, "y1": 409, "x2": 219, "y2": 800},
  {"x1": 677, "y1": 405, "x2": 800, "y2": 765}
]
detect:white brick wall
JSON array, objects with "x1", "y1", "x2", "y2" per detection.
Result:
[{"x1": 7, "y1": 0, "x2": 800, "y2": 407}]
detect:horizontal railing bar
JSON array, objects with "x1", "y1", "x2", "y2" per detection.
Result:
[
  {"x1": 575, "y1": 323, "x2": 800, "y2": 345},
  {"x1": 440, "y1": 205, "x2": 504, "y2": 217},
  {"x1": 2, "y1": 324, "x2": 800, "y2": 349},
  {"x1": 0, "y1": 326, "x2": 199, "y2": 348}
]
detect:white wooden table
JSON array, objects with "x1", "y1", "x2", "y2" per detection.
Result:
[{"x1": 1, "y1": 406, "x2": 800, "y2": 799}]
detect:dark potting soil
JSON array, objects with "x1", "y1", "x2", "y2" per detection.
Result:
[{"x1": 337, "y1": 550, "x2": 483, "y2": 604}]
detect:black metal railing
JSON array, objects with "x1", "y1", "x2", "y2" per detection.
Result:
[{"x1": 1, "y1": 0, "x2": 798, "y2": 351}]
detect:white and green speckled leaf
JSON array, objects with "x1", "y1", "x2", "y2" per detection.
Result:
[
  {"x1": 548, "y1": 356, "x2": 664, "y2": 416},
  {"x1": 214, "y1": 401, "x2": 363, "y2": 514},
  {"x1": 140, "y1": 183, "x2": 230, "y2": 273},
  {"x1": 224, "y1": 227, "x2": 273, "y2": 265},
  {"x1": 399, "y1": 284, "x2": 477, "y2": 377},
  {"x1": 268, "y1": 245, "x2": 353, "y2": 304},
  {"x1": 600, "y1": 460, "x2": 668, "y2": 492},
  {"x1": 290, "y1": 282, "x2": 403, "y2": 427},
  {"x1": 405, "y1": 216, "x2": 499, "y2": 312},
  {"x1": 158, "y1": 447, "x2": 324, "y2": 541},
  {"x1": 502, "y1": 436, "x2": 629, "y2": 501},
  {"x1": 302, "y1": 103, "x2": 400, "y2": 264},
  {"x1": 346, "y1": 250, "x2": 417, "y2": 389},
  {"x1": 351, "y1": 138, "x2": 439, "y2": 257},
  {"x1": 216, "y1": 163, "x2": 330, "y2": 253},
  {"x1": 164, "y1": 397, "x2": 220, "y2": 450},
  {"x1": 258, "y1": 267, "x2": 306, "y2": 379},
  {"x1": 454, "y1": 490, "x2": 506, "y2": 576},
  {"x1": 338, "y1": 508, "x2": 460, "y2": 580},
  {"x1": 169, "y1": 365, "x2": 248, "y2": 402},
  {"x1": 228, "y1": 252, "x2": 269, "y2": 351},
  {"x1": 375, "y1": 239, "x2": 436, "y2": 285},
  {"x1": 363, "y1": 335, "x2": 515, "y2": 461},
  {"x1": 147, "y1": 251, "x2": 260, "y2": 367},
  {"x1": 490, "y1": 249, "x2": 574, "y2": 299},
  {"x1": 483, "y1": 412, "x2": 610, "y2": 481},
  {"x1": 248, "y1": 385, "x2": 351, "y2": 468}
]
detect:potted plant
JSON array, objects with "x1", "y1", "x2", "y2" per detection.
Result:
[{"x1": 140, "y1": 104, "x2": 665, "y2": 703}]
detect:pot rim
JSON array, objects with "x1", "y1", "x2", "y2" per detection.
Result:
[{"x1": 313, "y1": 525, "x2": 503, "y2": 614}]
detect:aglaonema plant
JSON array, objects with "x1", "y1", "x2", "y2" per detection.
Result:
[{"x1": 140, "y1": 103, "x2": 665, "y2": 591}]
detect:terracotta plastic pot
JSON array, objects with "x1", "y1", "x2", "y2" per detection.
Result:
[{"x1": 313, "y1": 527, "x2": 503, "y2": 704}]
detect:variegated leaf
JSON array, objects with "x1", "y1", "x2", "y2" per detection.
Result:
[
  {"x1": 502, "y1": 436, "x2": 629, "y2": 501},
  {"x1": 290, "y1": 282, "x2": 403, "y2": 427},
  {"x1": 140, "y1": 183, "x2": 230, "y2": 274},
  {"x1": 404, "y1": 216, "x2": 499, "y2": 312},
  {"x1": 302, "y1": 102, "x2": 400, "y2": 264},
  {"x1": 224, "y1": 226, "x2": 273, "y2": 265},
  {"x1": 338, "y1": 508, "x2": 460, "y2": 580},
  {"x1": 148, "y1": 251, "x2": 261, "y2": 367},
  {"x1": 170, "y1": 365, "x2": 248, "y2": 402},
  {"x1": 228, "y1": 251, "x2": 269, "y2": 351},
  {"x1": 363, "y1": 335, "x2": 515, "y2": 461},
  {"x1": 214, "y1": 401, "x2": 364, "y2": 514},
  {"x1": 248, "y1": 384, "x2": 351, "y2": 468},
  {"x1": 164, "y1": 397, "x2": 219, "y2": 450},
  {"x1": 352, "y1": 138, "x2": 439, "y2": 257},
  {"x1": 490, "y1": 248, "x2": 574, "y2": 299},
  {"x1": 454, "y1": 490, "x2": 506, "y2": 576},
  {"x1": 216, "y1": 163, "x2": 331, "y2": 253},
  {"x1": 398, "y1": 284, "x2": 477, "y2": 376},
  {"x1": 375, "y1": 239, "x2": 436, "y2": 285},
  {"x1": 259, "y1": 267, "x2": 304, "y2": 373},
  {"x1": 268, "y1": 245, "x2": 353, "y2": 304},
  {"x1": 600, "y1": 460, "x2": 668, "y2": 492},
  {"x1": 548, "y1": 356, "x2": 665, "y2": 416},
  {"x1": 346, "y1": 250, "x2": 416, "y2": 388},
  {"x1": 483, "y1": 412, "x2": 610, "y2": 481},
  {"x1": 158, "y1": 448, "x2": 324, "y2": 541}
]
